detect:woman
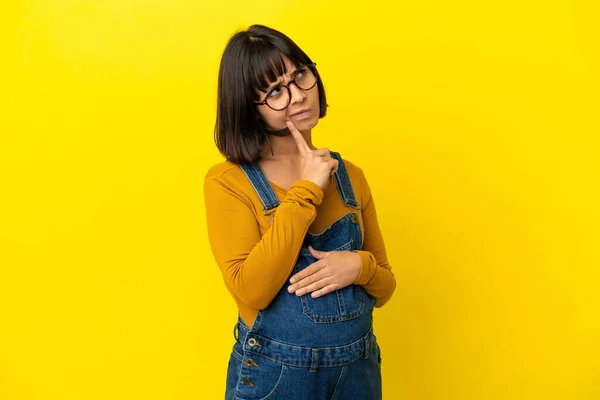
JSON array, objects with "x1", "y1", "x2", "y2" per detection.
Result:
[{"x1": 204, "y1": 24, "x2": 396, "y2": 399}]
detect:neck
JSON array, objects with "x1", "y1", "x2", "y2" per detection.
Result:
[{"x1": 260, "y1": 128, "x2": 316, "y2": 160}]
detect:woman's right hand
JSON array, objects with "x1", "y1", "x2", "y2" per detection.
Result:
[{"x1": 286, "y1": 119, "x2": 339, "y2": 191}]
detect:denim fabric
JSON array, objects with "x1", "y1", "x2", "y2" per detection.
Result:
[{"x1": 228, "y1": 152, "x2": 380, "y2": 399}]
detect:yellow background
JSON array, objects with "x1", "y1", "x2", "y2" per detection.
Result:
[{"x1": 1, "y1": 0, "x2": 599, "y2": 399}]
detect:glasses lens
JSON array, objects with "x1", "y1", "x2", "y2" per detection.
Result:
[
  {"x1": 294, "y1": 66, "x2": 317, "y2": 90},
  {"x1": 266, "y1": 87, "x2": 290, "y2": 111},
  {"x1": 265, "y1": 66, "x2": 317, "y2": 110}
]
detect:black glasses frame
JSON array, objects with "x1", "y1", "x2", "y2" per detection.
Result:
[{"x1": 255, "y1": 63, "x2": 318, "y2": 111}]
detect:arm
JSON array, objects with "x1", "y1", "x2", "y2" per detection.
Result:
[
  {"x1": 353, "y1": 168, "x2": 397, "y2": 307},
  {"x1": 204, "y1": 174, "x2": 324, "y2": 310}
]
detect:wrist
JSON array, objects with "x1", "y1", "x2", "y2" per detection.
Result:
[
  {"x1": 351, "y1": 251, "x2": 363, "y2": 283},
  {"x1": 352, "y1": 250, "x2": 375, "y2": 285}
]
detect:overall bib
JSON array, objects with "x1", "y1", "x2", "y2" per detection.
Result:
[{"x1": 225, "y1": 152, "x2": 381, "y2": 400}]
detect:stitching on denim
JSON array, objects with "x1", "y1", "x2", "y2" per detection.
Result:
[
  {"x1": 239, "y1": 164, "x2": 269, "y2": 208},
  {"x1": 233, "y1": 329, "x2": 249, "y2": 398},
  {"x1": 241, "y1": 350, "x2": 365, "y2": 369},
  {"x1": 234, "y1": 354, "x2": 287, "y2": 400},
  {"x1": 330, "y1": 152, "x2": 358, "y2": 207},
  {"x1": 330, "y1": 364, "x2": 348, "y2": 400},
  {"x1": 239, "y1": 164, "x2": 279, "y2": 211},
  {"x1": 300, "y1": 285, "x2": 366, "y2": 323},
  {"x1": 238, "y1": 327, "x2": 372, "y2": 351},
  {"x1": 263, "y1": 364, "x2": 288, "y2": 400},
  {"x1": 232, "y1": 348, "x2": 243, "y2": 362},
  {"x1": 236, "y1": 324, "x2": 374, "y2": 368},
  {"x1": 254, "y1": 163, "x2": 280, "y2": 210},
  {"x1": 306, "y1": 213, "x2": 352, "y2": 238}
]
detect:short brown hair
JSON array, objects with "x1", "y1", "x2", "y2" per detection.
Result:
[{"x1": 214, "y1": 25, "x2": 328, "y2": 164}]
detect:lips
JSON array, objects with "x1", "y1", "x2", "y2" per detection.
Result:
[{"x1": 289, "y1": 109, "x2": 311, "y2": 118}]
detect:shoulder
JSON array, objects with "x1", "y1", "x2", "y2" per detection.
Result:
[
  {"x1": 339, "y1": 157, "x2": 363, "y2": 177},
  {"x1": 204, "y1": 160, "x2": 250, "y2": 187},
  {"x1": 204, "y1": 160, "x2": 257, "y2": 204},
  {"x1": 205, "y1": 160, "x2": 239, "y2": 180},
  {"x1": 334, "y1": 155, "x2": 365, "y2": 183}
]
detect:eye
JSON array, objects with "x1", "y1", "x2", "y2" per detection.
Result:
[
  {"x1": 267, "y1": 87, "x2": 282, "y2": 98},
  {"x1": 296, "y1": 68, "x2": 307, "y2": 78}
]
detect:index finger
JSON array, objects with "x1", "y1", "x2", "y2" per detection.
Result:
[
  {"x1": 286, "y1": 119, "x2": 310, "y2": 154},
  {"x1": 289, "y1": 261, "x2": 325, "y2": 284}
]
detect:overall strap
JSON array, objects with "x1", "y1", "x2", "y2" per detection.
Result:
[
  {"x1": 238, "y1": 163, "x2": 280, "y2": 216},
  {"x1": 330, "y1": 152, "x2": 360, "y2": 209},
  {"x1": 240, "y1": 152, "x2": 358, "y2": 216}
]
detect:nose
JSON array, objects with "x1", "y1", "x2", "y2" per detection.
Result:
[{"x1": 288, "y1": 83, "x2": 306, "y2": 106}]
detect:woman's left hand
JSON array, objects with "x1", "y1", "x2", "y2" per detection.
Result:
[{"x1": 288, "y1": 246, "x2": 362, "y2": 298}]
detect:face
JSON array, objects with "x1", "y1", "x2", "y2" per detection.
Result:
[{"x1": 255, "y1": 55, "x2": 320, "y2": 133}]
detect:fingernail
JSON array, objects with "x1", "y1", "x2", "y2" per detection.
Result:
[
  {"x1": 290, "y1": 277, "x2": 296, "y2": 283},
  {"x1": 288, "y1": 285, "x2": 294, "y2": 293}
]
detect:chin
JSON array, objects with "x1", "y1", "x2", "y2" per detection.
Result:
[{"x1": 295, "y1": 117, "x2": 319, "y2": 132}]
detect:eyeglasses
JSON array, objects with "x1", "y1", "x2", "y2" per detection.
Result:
[{"x1": 255, "y1": 63, "x2": 318, "y2": 111}]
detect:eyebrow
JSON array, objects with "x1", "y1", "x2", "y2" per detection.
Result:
[{"x1": 265, "y1": 67, "x2": 300, "y2": 92}]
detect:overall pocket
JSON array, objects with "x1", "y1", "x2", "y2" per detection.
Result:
[
  {"x1": 235, "y1": 353, "x2": 287, "y2": 400},
  {"x1": 298, "y1": 239, "x2": 367, "y2": 323}
]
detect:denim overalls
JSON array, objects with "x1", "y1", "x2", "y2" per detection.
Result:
[{"x1": 225, "y1": 152, "x2": 381, "y2": 400}]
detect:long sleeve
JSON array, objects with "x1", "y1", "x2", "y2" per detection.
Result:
[
  {"x1": 353, "y1": 168, "x2": 396, "y2": 307},
  {"x1": 204, "y1": 172, "x2": 324, "y2": 311}
]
